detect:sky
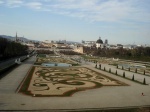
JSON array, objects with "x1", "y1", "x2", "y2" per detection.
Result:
[{"x1": 0, "y1": 0, "x2": 150, "y2": 45}]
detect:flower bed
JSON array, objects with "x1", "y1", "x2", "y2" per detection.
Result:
[{"x1": 19, "y1": 66, "x2": 126, "y2": 97}]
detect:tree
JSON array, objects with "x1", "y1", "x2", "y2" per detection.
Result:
[
  {"x1": 109, "y1": 68, "x2": 111, "y2": 73},
  {"x1": 0, "y1": 37, "x2": 8, "y2": 57},
  {"x1": 143, "y1": 78, "x2": 146, "y2": 85},
  {"x1": 132, "y1": 75, "x2": 134, "y2": 81},
  {"x1": 123, "y1": 72, "x2": 125, "y2": 77},
  {"x1": 99, "y1": 64, "x2": 101, "y2": 69},
  {"x1": 104, "y1": 67, "x2": 105, "y2": 71},
  {"x1": 135, "y1": 68, "x2": 137, "y2": 73},
  {"x1": 115, "y1": 70, "x2": 117, "y2": 75},
  {"x1": 143, "y1": 70, "x2": 145, "y2": 75},
  {"x1": 129, "y1": 67, "x2": 130, "y2": 71},
  {"x1": 0, "y1": 37, "x2": 28, "y2": 60},
  {"x1": 95, "y1": 64, "x2": 97, "y2": 68}
]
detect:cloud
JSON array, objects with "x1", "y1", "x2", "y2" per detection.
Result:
[
  {"x1": 6, "y1": 0, "x2": 24, "y2": 8},
  {"x1": 26, "y1": 2, "x2": 42, "y2": 9},
  {"x1": 36, "y1": 0, "x2": 150, "y2": 23},
  {"x1": 1, "y1": 0, "x2": 150, "y2": 23}
]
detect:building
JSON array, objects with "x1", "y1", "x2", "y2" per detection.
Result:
[
  {"x1": 53, "y1": 42, "x2": 67, "y2": 48},
  {"x1": 105, "y1": 39, "x2": 108, "y2": 44},
  {"x1": 73, "y1": 46, "x2": 84, "y2": 54},
  {"x1": 82, "y1": 40, "x2": 96, "y2": 47},
  {"x1": 123, "y1": 44, "x2": 137, "y2": 49},
  {"x1": 96, "y1": 37, "x2": 104, "y2": 49}
]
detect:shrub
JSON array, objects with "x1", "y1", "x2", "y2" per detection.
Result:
[
  {"x1": 132, "y1": 74, "x2": 134, "y2": 81},
  {"x1": 135, "y1": 68, "x2": 137, "y2": 73},
  {"x1": 115, "y1": 70, "x2": 117, "y2": 75},
  {"x1": 104, "y1": 67, "x2": 105, "y2": 71},
  {"x1": 143, "y1": 70, "x2": 145, "y2": 75},
  {"x1": 95, "y1": 64, "x2": 97, "y2": 68},
  {"x1": 99, "y1": 64, "x2": 101, "y2": 69},
  {"x1": 123, "y1": 72, "x2": 125, "y2": 77},
  {"x1": 109, "y1": 68, "x2": 111, "y2": 73},
  {"x1": 143, "y1": 78, "x2": 146, "y2": 84}
]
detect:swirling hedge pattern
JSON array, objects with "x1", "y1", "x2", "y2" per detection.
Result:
[
  {"x1": 35, "y1": 57, "x2": 76, "y2": 65},
  {"x1": 26, "y1": 67, "x2": 125, "y2": 96}
]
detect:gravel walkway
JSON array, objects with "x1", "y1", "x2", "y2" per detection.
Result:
[{"x1": 0, "y1": 57, "x2": 150, "y2": 111}]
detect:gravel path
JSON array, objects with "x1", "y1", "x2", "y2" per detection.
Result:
[{"x1": 0, "y1": 57, "x2": 150, "y2": 111}]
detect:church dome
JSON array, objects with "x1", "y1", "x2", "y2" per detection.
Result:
[{"x1": 96, "y1": 37, "x2": 103, "y2": 44}]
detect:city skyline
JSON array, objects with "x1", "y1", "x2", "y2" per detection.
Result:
[{"x1": 0, "y1": 0, "x2": 150, "y2": 45}]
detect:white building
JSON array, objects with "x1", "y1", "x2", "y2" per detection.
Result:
[
  {"x1": 82, "y1": 40, "x2": 96, "y2": 47},
  {"x1": 96, "y1": 37, "x2": 104, "y2": 49}
]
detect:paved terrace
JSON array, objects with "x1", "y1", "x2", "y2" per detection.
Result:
[{"x1": 0, "y1": 56, "x2": 150, "y2": 111}]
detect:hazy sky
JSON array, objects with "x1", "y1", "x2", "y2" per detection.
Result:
[{"x1": 0, "y1": 0, "x2": 150, "y2": 44}]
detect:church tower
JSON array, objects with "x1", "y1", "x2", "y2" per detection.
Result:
[
  {"x1": 105, "y1": 39, "x2": 108, "y2": 44},
  {"x1": 15, "y1": 32, "x2": 18, "y2": 42},
  {"x1": 96, "y1": 36, "x2": 104, "y2": 49}
]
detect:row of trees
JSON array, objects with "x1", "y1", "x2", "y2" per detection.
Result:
[
  {"x1": 83, "y1": 47, "x2": 150, "y2": 61},
  {"x1": 60, "y1": 51, "x2": 82, "y2": 55},
  {"x1": 36, "y1": 50, "x2": 54, "y2": 54},
  {"x1": 0, "y1": 37, "x2": 28, "y2": 61}
]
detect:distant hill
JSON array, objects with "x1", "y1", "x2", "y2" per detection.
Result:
[
  {"x1": 0, "y1": 35, "x2": 80, "y2": 44},
  {"x1": 0, "y1": 35, "x2": 40, "y2": 42},
  {"x1": 0, "y1": 35, "x2": 14, "y2": 40}
]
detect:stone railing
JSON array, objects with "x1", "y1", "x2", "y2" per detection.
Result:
[{"x1": 0, "y1": 55, "x2": 29, "y2": 72}]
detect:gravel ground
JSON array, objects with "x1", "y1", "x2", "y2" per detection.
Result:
[{"x1": 0, "y1": 56, "x2": 150, "y2": 111}]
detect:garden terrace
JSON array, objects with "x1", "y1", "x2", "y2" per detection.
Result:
[
  {"x1": 34, "y1": 57, "x2": 77, "y2": 65},
  {"x1": 19, "y1": 66, "x2": 127, "y2": 97}
]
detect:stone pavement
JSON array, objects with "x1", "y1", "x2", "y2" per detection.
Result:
[{"x1": 0, "y1": 57, "x2": 150, "y2": 111}]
